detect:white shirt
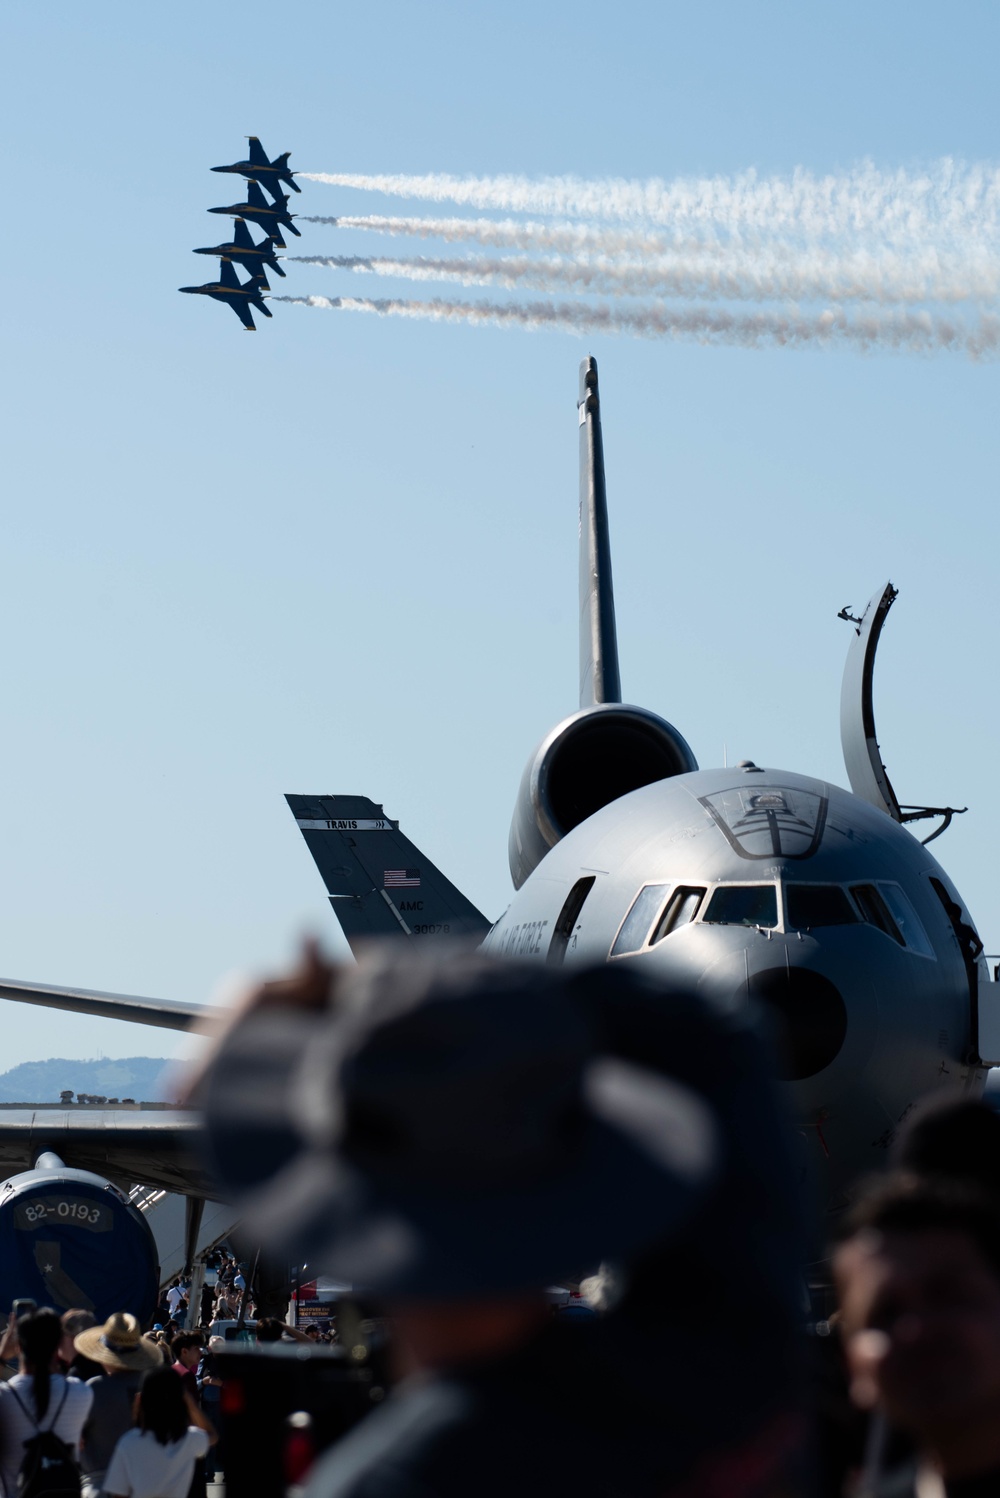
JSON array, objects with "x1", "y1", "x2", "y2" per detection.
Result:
[
  {"x1": 165, "y1": 1286, "x2": 184, "y2": 1314},
  {"x1": 0, "y1": 1372, "x2": 93, "y2": 1496},
  {"x1": 104, "y1": 1427, "x2": 209, "y2": 1498}
]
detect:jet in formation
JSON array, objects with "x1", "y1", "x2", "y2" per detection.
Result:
[
  {"x1": 181, "y1": 140, "x2": 300, "y2": 332},
  {"x1": 0, "y1": 360, "x2": 994, "y2": 1257},
  {"x1": 193, "y1": 217, "x2": 285, "y2": 282},
  {"x1": 211, "y1": 136, "x2": 301, "y2": 197},
  {"x1": 178, "y1": 258, "x2": 272, "y2": 332},
  {"x1": 208, "y1": 178, "x2": 300, "y2": 245}
]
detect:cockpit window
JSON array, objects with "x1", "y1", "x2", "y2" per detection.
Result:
[
  {"x1": 703, "y1": 885, "x2": 778, "y2": 928},
  {"x1": 610, "y1": 884, "x2": 670, "y2": 958},
  {"x1": 786, "y1": 885, "x2": 859, "y2": 931},
  {"x1": 851, "y1": 884, "x2": 905, "y2": 945},
  {"x1": 650, "y1": 887, "x2": 705, "y2": 944},
  {"x1": 877, "y1": 883, "x2": 936, "y2": 958}
]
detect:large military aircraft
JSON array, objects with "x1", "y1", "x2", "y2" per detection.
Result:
[
  {"x1": 211, "y1": 136, "x2": 301, "y2": 199},
  {"x1": 0, "y1": 978, "x2": 207, "y2": 1198},
  {"x1": 208, "y1": 180, "x2": 300, "y2": 245},
  {"x1": 0, "y1": 981, "x2": 210, "y2": 1297},
  {"x1": 193, "y1": 217, "x2": 286, "y2": 282},
  {"x1": 0, "y1": 1152, "x2": 160, "y2": 1323},
  {"x1": 0, "y1": 360, "x2": 995, "y2": 1240},
  {"x1": 178, "y1": 260, "x2": 272, "y2": 331},
  {"x1": 286, "y1": 357, "x2": 999, "y2": 1227}
]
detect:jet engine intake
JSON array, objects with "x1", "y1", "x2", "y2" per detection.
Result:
[{"x1": 508, "y1": 704, "x2": 697, "y2": 888}]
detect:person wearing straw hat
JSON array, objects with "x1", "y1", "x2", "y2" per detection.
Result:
[
  {"x1": 197, "y1": 946, "x2": 805, "y2": 1498},
  {"x1": 74, "y1": 1313, "x2": 163, "y2": 1498}
]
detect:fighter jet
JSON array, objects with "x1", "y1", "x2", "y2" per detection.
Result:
[
  {"x1": 178, "y1": 259, "x2": 272, "y2": 331},
  {"x1": 211, "y1": 136, "x2": 301, "y2": 200},
  {"x1": 193, "y1": 217, "x2": 285, "y2": 281},
  {"x1": 208, "y1": 179, "x2": 300, "y2": 245},
  {"x1": 286, "y1": 357, "x2": 1000, "y2": 1237}
]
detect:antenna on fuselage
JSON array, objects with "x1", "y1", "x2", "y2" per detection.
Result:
[{"x1": 578, "y1": 357, "x2": 622, "y2": 708}]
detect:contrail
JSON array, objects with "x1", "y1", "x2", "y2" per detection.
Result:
[
  {"x1": 298, "y1": 162, "x2": 1000, "y2": 246},
  {"x1": 284, "y1": 250, "x2": 1000, "y2": 306},
  {"x1": 270, "y1": 293, "x2": 1000, "y2": 357},
  {"x1": 297, "y1": 213, "x2": 710, "y2": 258}
]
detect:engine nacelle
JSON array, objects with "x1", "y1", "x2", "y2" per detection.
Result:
[{"x1": 508, "y1": 703, "x2": 698, "y2": 889}]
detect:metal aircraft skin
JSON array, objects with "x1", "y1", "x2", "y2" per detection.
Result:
[
  {"x1": 178, "y1": 258, "x2": 272, "y2": 331},
  {"x1": 0, "y1": 360, "x2": 994, "y2": 1237},
  {"x1": 287, "y1": 357, "x2": 998, "y2": 1235},
  {"x1": 211, "y1": 136, "x2": 301, "y2": 199},
  {"x1": 193, "y1": 217, "x2": 285, "y2": 281},
  {"x1": 208, "y1": 179, "x2": 300, "y2": 244}
]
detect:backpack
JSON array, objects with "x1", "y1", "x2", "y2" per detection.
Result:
[{"x1": 8, "y1": 1384, "x2": 81, "y2": 1498}]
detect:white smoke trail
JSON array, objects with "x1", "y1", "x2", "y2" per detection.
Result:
[
  {"x1": 285, "y1": 249, "x2": 1000, "y2": 306},
  {"x1": 297, "y1": 213, "x2": 708, "y2": 257},
  {"x1": 298, "y1": 162, "x2": 1000, "y2": 247},
  {"x1": 270, "y1": 293, "x2": 1000, "y2": 358}
]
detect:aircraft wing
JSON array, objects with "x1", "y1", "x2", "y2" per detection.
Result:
[
  {"x1": 286, "y1": 794, "x2": 491, "y2": 953},
  {"x1": 232, "y1": 217, "x2": 255, "y2": 249},
  {"x1": 219, "y1": 258, "x2": 240, "y2": 289},
  {"x1": 229, "y1": 299, "x2": 257, "y2": 331},
  {"x1": 247, "y1": 136, "x2": 269, "y2": 168},
  {"x1": 0, "y1": 1111, "x2": 210, "y2": 1196},
  {"x1": 0, "y1": 977, "x2": 209, "y2": 1032}
]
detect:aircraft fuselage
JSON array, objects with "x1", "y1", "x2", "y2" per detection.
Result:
[{"x1": 483, "y1": 762, "x2": 987, "y2": 1222}]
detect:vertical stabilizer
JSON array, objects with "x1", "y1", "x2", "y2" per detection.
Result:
[
  {"x1": 578, "y1": 357, "x2": 622, "y2": 707},
  {"x1": 286, "y1": 794, "x2": 490, "y2": 953}
]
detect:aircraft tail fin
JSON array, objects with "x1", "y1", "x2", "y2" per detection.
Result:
[
  {"x1": 262, "y1": 240, "x2": 286, "y2": 276},
  {"x1": 248, "y1": 273, "x2": 272, "y2": 315},
  {"x1": 286, "y1": 794, "x2": 491, "y2": 954},
  {"x1": 577, "y1": 356, "x2": 622, "y2": 708},
  {"x1": 273, "y1": 152, "x2": 301, "y2": 191}
]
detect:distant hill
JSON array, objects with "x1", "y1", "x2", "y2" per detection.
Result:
[{"x1": 0, "y1": 1057, "x2": 174, "y2": 1104}]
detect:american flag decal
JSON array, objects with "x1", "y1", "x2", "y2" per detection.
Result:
[{"x1": 384, "y1": 869, "x2": 420, "y2": 887}]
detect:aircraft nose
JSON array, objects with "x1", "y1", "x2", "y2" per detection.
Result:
[{"x1": 741, "y1": 966, "x2": 848, "y2": 1081}]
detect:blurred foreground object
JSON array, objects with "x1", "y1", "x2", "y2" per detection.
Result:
[
  {"x1": 834, "y1": 1175, "x2": 1000, "y2": 1496},
  {"x1": 197, "y1": 947, "x2": 806, "y2": 1497}
]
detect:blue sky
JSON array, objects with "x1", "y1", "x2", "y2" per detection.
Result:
[{"x1": 1, "y1": 1, "x2": 998, "y2": 1070}]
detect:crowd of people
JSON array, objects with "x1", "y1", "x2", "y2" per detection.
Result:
[
  {"x1": 0, "y1": 1291, "x2": 330, "y2": 1495},
  {"x1": 153, "y1": 1252, "x2": 258, "y2": 1333},
  {"x1": 0, "y1": 1307, "x2": 215, "y2": 1497},
  {"x1": 1, "y1": 946, "x2": 999, "y2": 1497}
]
